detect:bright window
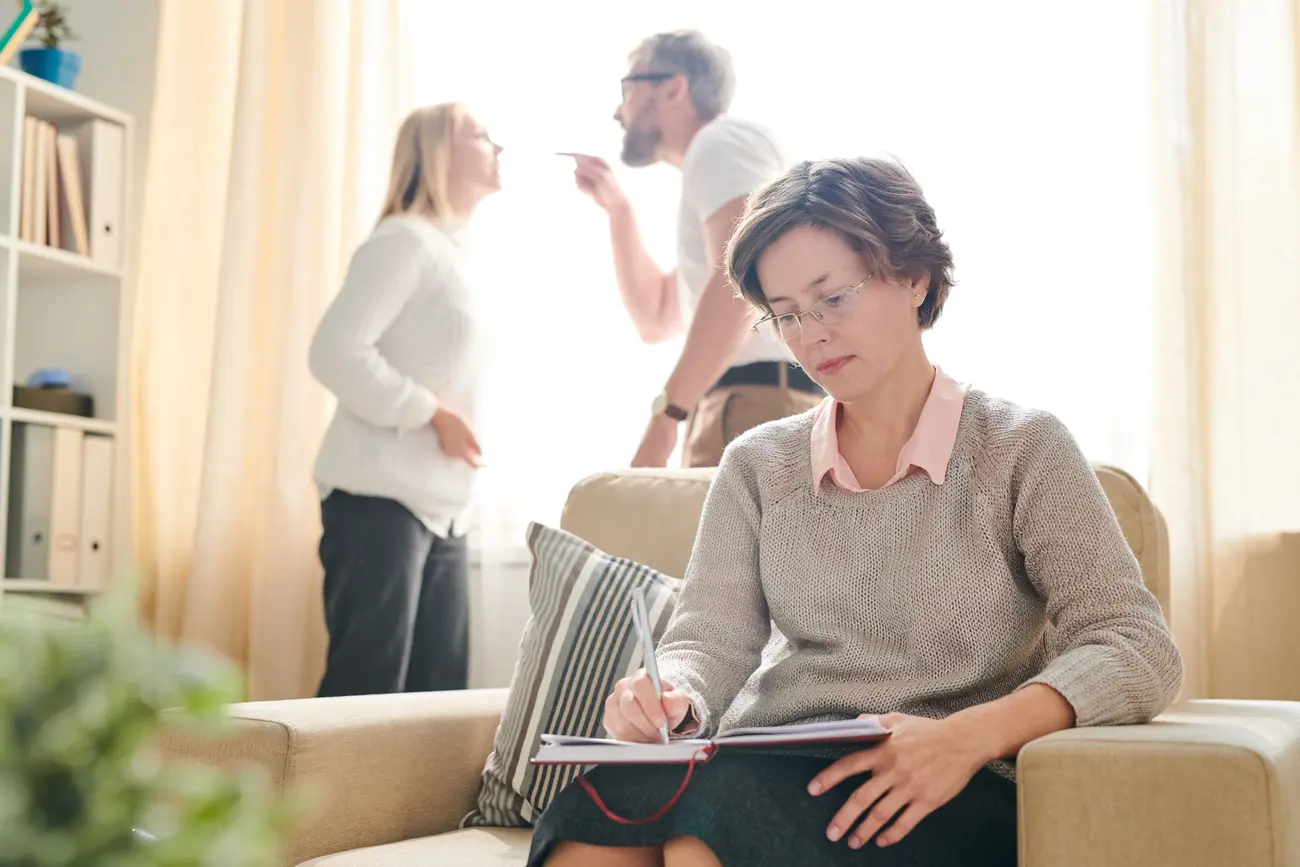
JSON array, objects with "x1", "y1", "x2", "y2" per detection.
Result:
[{"x1": 404, "y1": 0, "x2": 1155, "y2": 546}]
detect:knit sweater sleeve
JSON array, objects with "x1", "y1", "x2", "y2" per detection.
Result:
[
  {"x1": 308, "y1": 225, "x2": 440, "y2": 431},
  {"x1": 656, "y1": 443, "x2": 772, "y2": 738},
  {"x1": 1012, "y1": 413, "x2": 1183, "y2": 726}
]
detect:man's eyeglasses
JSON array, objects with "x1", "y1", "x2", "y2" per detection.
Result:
[
  {"x1": 621, "y1": 72, "x2": 676, "y2": 98},
  {"x1": 752, "y1": 276, "x2": 873, "y2": 342}
]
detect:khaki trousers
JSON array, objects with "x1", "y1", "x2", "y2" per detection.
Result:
[{"x1": 682, "y1": 377, "x2": 824, "y2": 468}]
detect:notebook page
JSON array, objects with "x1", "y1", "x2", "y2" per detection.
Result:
[
  {"x1": 540, "y1": 734, "x2": 711, "y2": 748},
  {"x1": 715, "y1": 718, "x2": 889, "y2": 743},
  {"x1": 534, "y1": 739, "x2": 712, "y2": 765}
]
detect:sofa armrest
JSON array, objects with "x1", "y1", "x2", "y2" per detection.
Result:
[
  {"x1": 157, "y1": 688, "x2": 507, "y2": 865},
  {"x1": 1018, "y1": 699, "x2": 1300, "y2": 867}
]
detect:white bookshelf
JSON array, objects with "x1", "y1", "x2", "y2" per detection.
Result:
[{"x1": 0, "y1": 64, "x2": 132, "y2": 611}]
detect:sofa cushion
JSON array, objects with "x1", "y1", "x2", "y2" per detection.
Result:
[
  {"x1": 295, "y1": 828, "x2": 531, "y2": 866},
  {"x1": 559, "y1": 469, "x2": 714, "y2": 579},
  {"x1": 462, "y1": 523, "x2": 679, "y2": 828}
]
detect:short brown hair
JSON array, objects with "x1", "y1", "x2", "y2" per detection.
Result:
[{"x1": 725, "y1": 157, "x2": 954, "y2": 329}]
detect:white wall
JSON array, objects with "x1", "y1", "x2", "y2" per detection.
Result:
[
  {"x1": 61, "y1": 0, "x2": 160, "y2": 254},
  {"x1": 49, "y1": 0, "x2": 162, "y2": 580}
]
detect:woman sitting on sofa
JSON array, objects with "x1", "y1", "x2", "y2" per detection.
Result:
[{"x1": 528, "y1": 156, "x2": 1183, "y2": 867}]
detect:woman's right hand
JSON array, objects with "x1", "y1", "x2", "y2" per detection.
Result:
[
  {"x1": 430, "y1": 407, "x2": 482, "y2": 467},
  {"x1": 603, "y1": 670, "x2": 693, "y2": 743}
]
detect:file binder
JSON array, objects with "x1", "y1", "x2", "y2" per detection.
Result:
[
  {"x1": 71, "y1": 118, "x2": 123, "y2": 267},
  {"x1": 48, "y1": 426, "x2": 83, "y2": 585},
  {"x1": 6, "y1": 422, "x2": 53, "y2": 580},
  {"x1": 77, "y1": 434, "x2": 113, "y2": 588},
  {"x1": 5, "y1": 423, "x2": 85, "y2": 584}
]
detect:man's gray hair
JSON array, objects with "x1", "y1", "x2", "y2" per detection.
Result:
[{"x1": 634, "y1": 30, "x2": 735, "y2": 120}]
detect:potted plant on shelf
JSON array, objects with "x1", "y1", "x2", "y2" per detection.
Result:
[
  {"x1": 0, "y1": 585, "x2": 301, "y2": 865},
  {"x1": 18, "y1": 0, "x2": 81, "y2": 90}
]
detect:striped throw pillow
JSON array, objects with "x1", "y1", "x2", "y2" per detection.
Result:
[{"x1": 462, "y1": 522, "x2": 680, "y2": 828}]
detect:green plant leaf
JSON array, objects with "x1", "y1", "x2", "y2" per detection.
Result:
[
  {"x1": 0, "y1": 582, "x2": 300, "y2": 865},
  {"x1": 28, "y1": 0, "x2": 76, "y2": 49}
]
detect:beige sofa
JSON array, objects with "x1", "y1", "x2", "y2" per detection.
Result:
[{"x1": 159, "y1": 467, "x2": 1300, "y2": 866}]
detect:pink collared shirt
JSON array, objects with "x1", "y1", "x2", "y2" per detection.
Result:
[{"x1": 811, "y1": 367, "x2": 972, "y2": 492}]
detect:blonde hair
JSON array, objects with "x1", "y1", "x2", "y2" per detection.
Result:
[{"x1": 378, "y1": 102, "x2": 467, "y2": 224}]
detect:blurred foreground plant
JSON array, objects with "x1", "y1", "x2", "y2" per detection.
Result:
[{"x1": 0, "y1": 586, "x2": 300, "y2": 866}]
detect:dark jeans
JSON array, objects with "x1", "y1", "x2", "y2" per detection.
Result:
[{"x1": 316, "y1": 491, "x2": 469, "y2": 697}]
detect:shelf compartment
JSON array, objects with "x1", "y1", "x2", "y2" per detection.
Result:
[{"x1": 13, "y1": 278, "x2": 120, "y2": 424}]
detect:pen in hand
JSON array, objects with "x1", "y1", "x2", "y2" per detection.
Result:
[{"x1": 631, "y1": 585, "x2": 670, "y2": 745}]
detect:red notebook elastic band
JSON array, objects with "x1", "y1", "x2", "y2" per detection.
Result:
[{"x1": 577, "y1": 751, "x2": 706, "y2": 826}]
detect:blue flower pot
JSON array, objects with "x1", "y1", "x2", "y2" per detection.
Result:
[{"x1": 18, "y1": 47, "x2": 82, "y2": 90}]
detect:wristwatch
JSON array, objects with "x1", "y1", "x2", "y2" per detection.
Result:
[{"x1": 651, "y1": 390, "x2": 689, "y2": 422}]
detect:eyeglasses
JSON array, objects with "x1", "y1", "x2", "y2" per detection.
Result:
[
  {"x1": 621, "y1": 72, "x2": 675, "y2": 99},
  {"x1": 752, "y1": 276, "x2": 872, "y2": 342}
]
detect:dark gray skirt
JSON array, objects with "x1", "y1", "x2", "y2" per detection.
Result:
[{"x1": 527, "y1": 752, "x2": 1017, "y2": 866}]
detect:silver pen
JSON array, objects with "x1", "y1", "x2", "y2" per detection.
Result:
[{"x1": 631, "y1": 585, "x2": 670, "y2": 745}]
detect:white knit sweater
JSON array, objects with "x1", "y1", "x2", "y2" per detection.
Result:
[
  {"x1": 309, "y1": 215, "x2": 486, "y2": 535},
  {"x1": 657, "y1": 390, "x2": 1183, "y2": 747}
]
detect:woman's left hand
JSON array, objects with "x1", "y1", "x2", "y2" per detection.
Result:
[{"x1": 807, "y1": 713, "x2": 987, "y2": 850}]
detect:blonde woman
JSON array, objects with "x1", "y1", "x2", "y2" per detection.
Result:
[{"x1": 309, "y1": 103, "x2": 502, "y2": 697}]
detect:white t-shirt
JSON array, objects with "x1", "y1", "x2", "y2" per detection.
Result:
[{"x1": 677, "y1": 115, "x2": 791, "y2": 367}]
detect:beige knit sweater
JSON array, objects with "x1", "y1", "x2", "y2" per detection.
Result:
[{"x1": 657, "y1": 390, "x2": 1183, "y2": 745}]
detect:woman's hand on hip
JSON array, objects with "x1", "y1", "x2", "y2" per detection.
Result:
[
  {"x1": 807, "y1": 713, "x2": 987, "y2": 850},
  {"x1": 430, "y1": 407, "x2": 482, "y2": 467},
  {"x1": 603, "y1": 670, "x2": 692, "y2": 743}
]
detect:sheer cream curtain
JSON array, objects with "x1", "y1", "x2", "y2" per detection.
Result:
[
  {"x1": 131, "y1": 0, "x2": 410, "y2": 700},
  {"x1": 1149, "y1": 0, "x2": 1300, "y2": 701}
]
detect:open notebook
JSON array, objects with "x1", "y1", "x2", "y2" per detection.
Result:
[{"x1": 532, "y1": 718, "x2": 890, "y2": 766}]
